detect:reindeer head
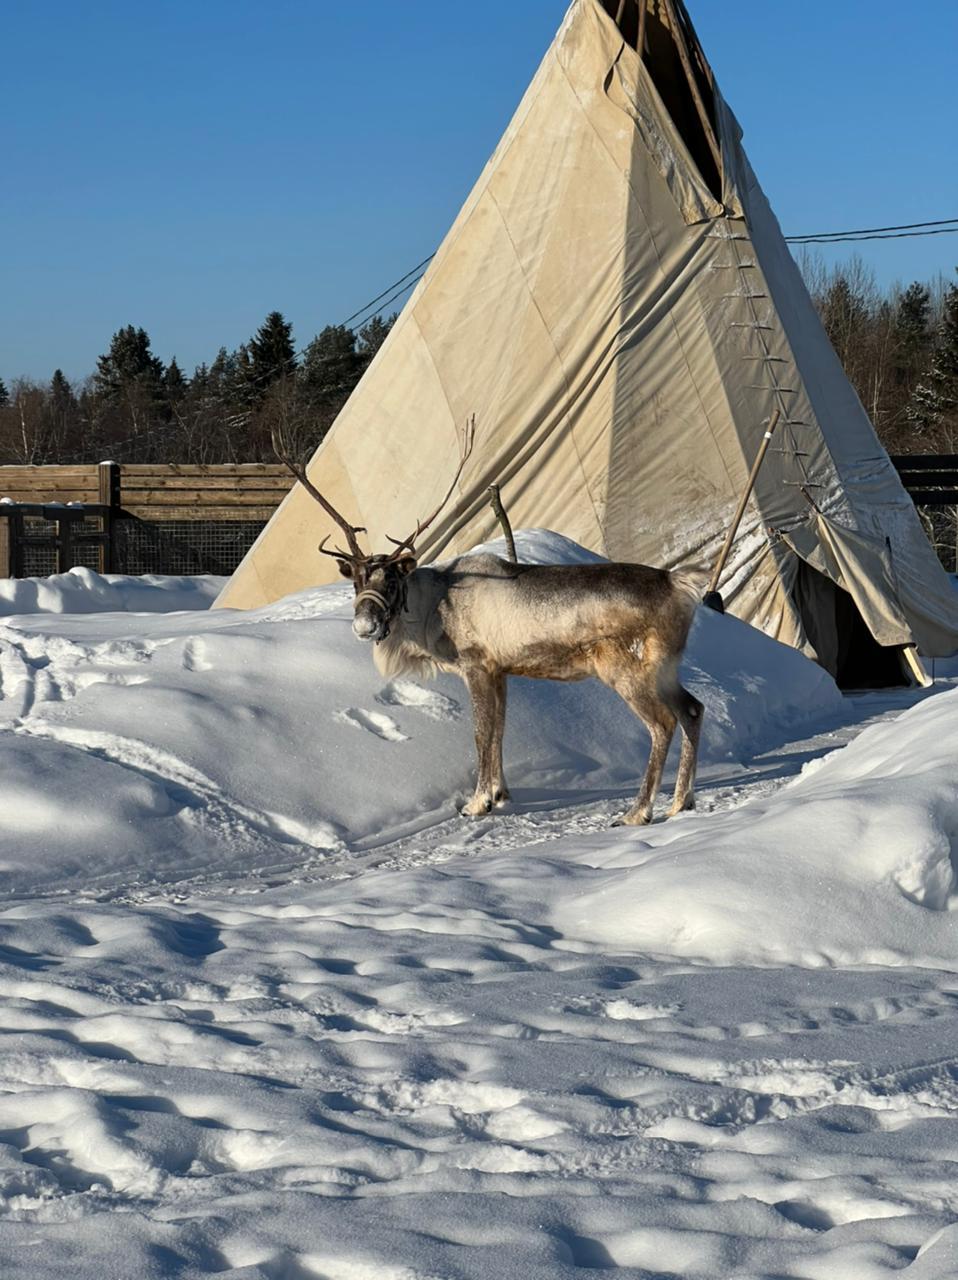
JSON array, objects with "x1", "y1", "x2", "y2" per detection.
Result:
[
  {"x1": 273, "y1": 416, "x2": 475, "y2": 644},
  {"x1": 335, "y1": 551, "x2": 418, "y2": 642}
]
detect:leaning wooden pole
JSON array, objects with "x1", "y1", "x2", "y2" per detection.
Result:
[
  {"x1": 673, "y1": 0, "x2": 715, "y2": 89},
  {"x1": 706, "y1": 410, "x2": 780, "y2": 605},
  {"x1": 660, "y1": 0, "x2": 722, "y2": 177},
  {"x1": 901, "y1": 644, "x2": 932, "y2": 688},
  {"x1": 487, "y1": 484, "x2": 517, "y2": 563}
]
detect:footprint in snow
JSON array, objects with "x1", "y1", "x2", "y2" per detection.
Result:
[
  {"x1": 334, "y1": 707, "x2": 409, "y2": 742},
  {"x1": 376, "y1": 679, "x2": 462, "y2": 721},
  {"x1": 181, "y1": 638, "x2": 213, "y2": 672}
]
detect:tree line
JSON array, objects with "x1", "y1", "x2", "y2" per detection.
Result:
[
  {"x1": 801, "y1": 257, "x2": 958, "y2": 454},
  {"x1": 0, "y1": 262, "x2": 956, "y2": 467},
  {"x1": 0, "y1": 310, "x2": 395, "y2": 465}
]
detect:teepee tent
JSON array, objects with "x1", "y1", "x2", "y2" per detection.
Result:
[{"x1": 216, "y1": 0, "x2": 958, "y2": 683}]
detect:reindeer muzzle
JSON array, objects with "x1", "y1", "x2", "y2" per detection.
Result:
[{"x1": 352, "y1": 587, "x2": 394, "y2": 642}]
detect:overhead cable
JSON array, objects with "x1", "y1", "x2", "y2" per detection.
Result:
[{"x1": 785, "y1": 217, "x2": 958, "y2": 244}]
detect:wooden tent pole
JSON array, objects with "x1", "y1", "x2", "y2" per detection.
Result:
[
  {"x1": 637, "y1": 0, "x2": 648, "y2": 60},
  {"x1": 706, "y1": 410, "x2": 780, "y2": 600},
  {"x1": 901, "y1": 644, "x2": 932, "y2": 688},
  {"x1": 673, "y1": 0, "x2": 714, "y2": 89},
  {"x1": 487, "y1": 484, "x2": 517, "y2": 563},
  {"x1": 660, "y1": 0, "x2": 722, "y2": 177}
]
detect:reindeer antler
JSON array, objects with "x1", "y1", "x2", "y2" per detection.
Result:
[
  {"x1": 384, "y1": 415, "x2": 476, "y2": 561},
  {"x1": 271, "y1": 427, "x2": 368, "y2": 564}
]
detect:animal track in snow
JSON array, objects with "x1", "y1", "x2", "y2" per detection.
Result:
[
  {"x1": 181, "y1": 637, "x2": 213, "y2": 672},
  {"x1": 334, "y1": 708, "x2": 409, "y2": 742},
  {"x1": 0, "y1": 629, "x2": 154, "y2": 719},
  {"x1": 376, "y1": 680, "x2": 462, "y2": 721}
]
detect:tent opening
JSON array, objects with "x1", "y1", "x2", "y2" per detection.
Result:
[
  {"x1": 794, "y1": 561, "x2": 906, "y2": 690},
  {"x1": 601, "y1": 0, "x2": 723, "y2": 201}
]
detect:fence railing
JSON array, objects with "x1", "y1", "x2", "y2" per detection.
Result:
[
  {"x1": 889, "y1": 454, "x2": 958, "y2": 575},
  {"x1": 0, "y1": 462, "x2": 294, "y2": 578},
  {"x1": 888, "y1": 454, "x2": 958, "y2": 506}
]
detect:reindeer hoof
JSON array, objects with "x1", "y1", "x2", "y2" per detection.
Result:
[
  {"x1": 612, "y1": 809, "x2": 652, "y2": 828},
  {"x1": 667, "y1": 794, "x2": 696, "y2": 818},
  {"x1": 461, "y1": 795, "x2": 493, "y2": 817}
]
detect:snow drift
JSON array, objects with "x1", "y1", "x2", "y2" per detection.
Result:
[
  {"x1": 0, "y1": 532, "x2": 842, "y2": 898},
  {"x1": 1, "y1": 534, "x2": 957, "y2": 1279}
]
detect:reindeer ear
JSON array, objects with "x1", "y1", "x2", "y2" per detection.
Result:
[
  {"x1": 336, "y1": 560, "x2": 355, "y2": 580},
  {"x1": 396, "y1": 555, "x2": 417, "y2": 576}
]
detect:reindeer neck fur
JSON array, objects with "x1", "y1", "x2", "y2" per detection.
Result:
[{"x1": 372, "y1": 565, "x2": 455, "y2": 681}]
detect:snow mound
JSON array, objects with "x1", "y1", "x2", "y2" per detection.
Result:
[
  {"x1": 545, "y1": 684, "x2": 958, "y2": 969},
  {"x1": 0, "y1": 531, "x2": 842, "y2": 898},
  {"x1": 0, "y1": 566, "x2": 225, "y2": 615}
]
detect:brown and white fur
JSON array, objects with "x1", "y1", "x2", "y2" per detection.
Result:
[{"x1": 340, "y1": 551, "x2": 705, "y2": 826}]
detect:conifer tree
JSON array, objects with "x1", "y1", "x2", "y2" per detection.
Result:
[
  {"x1": 357, "y1": 313, "x2": 395, "y2": 363},
  {"x1": 92, "y1": 326, "x2": 167, "y2": 454},
  {"x1": 94, "y1": 326, "x2": 165, "y2": 400},
  {"x1": 819, "y1": 274, "x2": 870, "y2": 369},
  {"x1": 49, "y1": 369, "x2": 79, "y2": 460},
  {"x1": 164, "y1": 356, "x2": 187, "y2": 399},
  {"x1": 247, "y1": 312, "x2": 295, "y2": 398},
  {"x1": 299, "y1": 324, "x2": 361, "y2": 403},
  {"x1": 0, "y1": 376, "x2": 8, "y2": 407},
  {"x1": 908, "y1": 278, "x2": 958, "y2": 446},
  {"x1": 50, "y1": 368, "x2": 75, "y2": 405},
  {"x1": 895, "y1": 282, "x2": 931, "y2": 363}
]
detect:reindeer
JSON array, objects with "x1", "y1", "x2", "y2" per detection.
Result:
[{"x1": 276, "y1": 419, "x2": 704, "y2": 826}]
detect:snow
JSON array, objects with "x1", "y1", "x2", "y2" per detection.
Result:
[
  {"x1": 0, "y1": 565, "x2": 225, "y2": 616},
  {"x1": 0, "y1": 531, "x2": 956, "y2": 1278}
]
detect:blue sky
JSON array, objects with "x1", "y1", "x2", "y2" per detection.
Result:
[{"x1": 3, "y1": 0, "x2": 957, "y2": 383}]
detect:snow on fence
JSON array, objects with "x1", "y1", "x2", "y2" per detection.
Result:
[{"x1": 0, "y1": 461, "x2": 293, "y2": 577}]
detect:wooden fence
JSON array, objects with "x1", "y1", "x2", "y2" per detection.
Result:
[
  {"x1": 888, "y1": 455, "x2": 958, "y2": 507},
  {"x1": 890, "y1": 454, "x2": 958, "y2": 574},
  {"x1": 0, "y1": 462, "x2": 292, "y2": 518},
  {"x1": 0, "y1": 462, "x2": 293, "y2": 577},
  {"x1": 0, "y1": 457, "x2": 954, "y2": 580}
]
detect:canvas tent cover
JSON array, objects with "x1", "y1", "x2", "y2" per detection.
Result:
[{"x1": 217, "y1": 0, "x2": 958, "y2": 668}]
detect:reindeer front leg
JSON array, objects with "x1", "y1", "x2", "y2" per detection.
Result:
[{"x1": 461, "y1": 669, "x2": 510, "y2": 816}]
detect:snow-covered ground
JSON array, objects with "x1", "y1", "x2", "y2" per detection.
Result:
[{"x1": 0, "y1": 535, "x2": 957, "y2": 1279}]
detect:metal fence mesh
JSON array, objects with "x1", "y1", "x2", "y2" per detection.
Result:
[
  {"x1": 21, "y1": 514, "x2": 105, "y2": 577},
  {"x1": 113, "y1": 519, "x2": 267, "y2": 576},
  {"x1": 21, "y1": 516, "x2": 57, "y2": 578}
]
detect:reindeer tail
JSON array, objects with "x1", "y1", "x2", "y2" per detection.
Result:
[
  {"x1": 671, "y1": 568, "x2": 706, "y2": 601},
  {"x1": 669, "y1": 567, "x2": 710, "y2": 616}
]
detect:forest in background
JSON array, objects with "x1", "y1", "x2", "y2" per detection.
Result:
[
  {"x1": 0, "y1": 311, "x2": 395, "y2": 467},
  {"x1": 0, "y1": 257, "x2": 956, "y2": 469}
]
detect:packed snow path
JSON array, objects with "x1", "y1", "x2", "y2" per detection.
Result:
[{"x1": 0, "y1": 550, "x2": 956, "y2": 1278}]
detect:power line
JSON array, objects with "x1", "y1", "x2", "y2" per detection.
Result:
[
  {"x1": 90, "y1": 264, "x2": 434, "y2": 459},
  {"x1": 340, "y1": 255, "x2": 435, "y2": 328},
  {"x1": 788, "y1": 228, "x2": 958, "y2": 245},
  {"x1": 117, "y1": 213, "x2": 958, "y2": 411},
  {"x1": 79, "y1": 213, "x2": 958, "y2": 457},
  {"x1": 785, "y1": 217, "x2": 958, "y2": 244}
]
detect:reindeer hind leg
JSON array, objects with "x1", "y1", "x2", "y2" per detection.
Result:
[
  {"x1": 598, "y1": 655, "x2": 677, "y2": 826},
  {"x1": 666, "y1": 686, "x2": 703, "y2": 817}
]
